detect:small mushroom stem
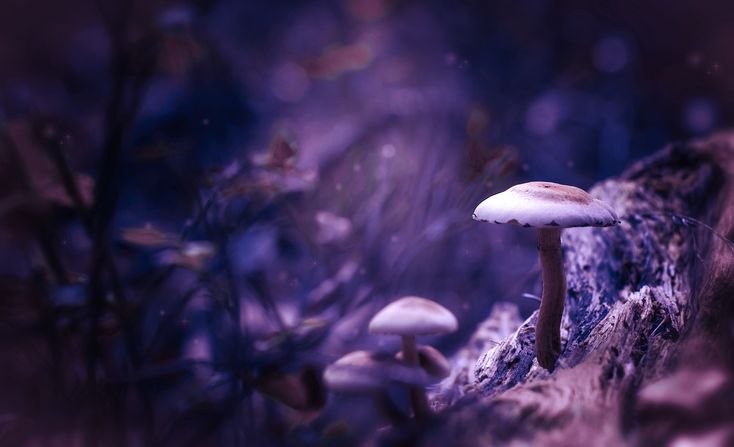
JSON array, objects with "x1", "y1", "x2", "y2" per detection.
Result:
[
  {"x1": 535, "y1": 227, "x2": 566, "y2": 370},
  {"x1": 400, "y1": 335, "x2": 430, "y2": 419}
]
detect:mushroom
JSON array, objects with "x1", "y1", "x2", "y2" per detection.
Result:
[
  {"x1": 323, "y1": 350, "x2": 428, "y2": 424},
  {"x1": 472, "y1": 181, "x2": 618, "y2": 370},
  {"x1": 368, "y1": 296, "x2": 458, "y2": 418}
]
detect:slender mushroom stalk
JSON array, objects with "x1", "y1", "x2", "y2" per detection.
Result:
[
  {"x1": 400, "y1": 334, "x2": 430, "y2": 418},
  {"x1": 397, "y1": 342, "x2": 453, "y2": 419},
  {"x1": 536, "y1": 227, "x2": 565, "y2": 369},
  {"x1": 401, "y1": 334, "x2": 418, "y2": 365},
  {"x1": 473, "y1": 182, "x2": 618, "y2": 370}
]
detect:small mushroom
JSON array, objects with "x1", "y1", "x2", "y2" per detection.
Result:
[
  {"x1": 368, "y1": 296, "x2": 457, "y2": 418},
  {"x1": 323, "y1": 350, "x2": 428, "y2": 424},
  {"x1": 396, "y1": 344, "x2": 451, "y2": 382},
  {"x1": 473, "y1": 181, "x2": 618, "y2": 370}
]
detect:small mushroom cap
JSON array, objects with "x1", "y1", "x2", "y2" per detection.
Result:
[
  {"x1": 472, "y1": 181, "x2": 618, "y2": 228},
  {"x1": 323, "y1": 351, "x2": 428, "y2": 393},
  {"x1": 368, "y1": 296, "x2": 458, "y2": 336},
  {"x1": 396, "y1": 345, "x2": 451, "y2": 381}
]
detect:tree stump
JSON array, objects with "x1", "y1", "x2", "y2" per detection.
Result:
[{"x1": 428, "y1": 133, "x2": 734, "y2": 446}]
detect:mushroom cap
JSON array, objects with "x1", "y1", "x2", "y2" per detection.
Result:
[
  {"x1": 323, "y1": 351, "x2": 428, "y2": 393},
  {"x1": 472, "y1": 181, "x2": 618, "y2": 228},
  {"x1": 368, "y1": 296, "x2": 458, "y2": 336},
  {"x1": 396, "y1": 345, "x2": 451, "y2": 381}
]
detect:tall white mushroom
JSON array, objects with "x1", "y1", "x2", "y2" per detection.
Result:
[
  {"x1": 368, "y1": 296, "x2": 457, "y2": 418},
  {"x1": 473, "y1": 181, "x2": 618, "y2": 370}
]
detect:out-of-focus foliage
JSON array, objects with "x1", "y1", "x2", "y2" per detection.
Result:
[{"x1": 0, "y1": 0, "x2": 732, "y2": 445}]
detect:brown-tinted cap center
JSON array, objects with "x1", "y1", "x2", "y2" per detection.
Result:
[{"x1": 511, "y1": 182, "x2": 592, "y2": 205}]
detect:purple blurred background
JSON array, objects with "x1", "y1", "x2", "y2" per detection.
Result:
[{"x1": 0, "y1": 0, "x2": 732, "y2": 445}]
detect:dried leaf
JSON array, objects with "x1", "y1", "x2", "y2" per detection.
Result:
[{"x1": 121, "y1": 223, "x2": 179, "y2": 247}]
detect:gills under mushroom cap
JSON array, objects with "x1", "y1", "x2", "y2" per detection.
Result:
[
  {"x1": 472, "y1": 181, "x2": 618, "y2": 228},
  {"x1": 368, "y1": 296, "x2": 458, "y2": 336}
]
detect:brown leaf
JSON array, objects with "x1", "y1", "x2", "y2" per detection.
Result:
[{"x1": 120, "y1": 224, "x2": 179, "y2": 247}]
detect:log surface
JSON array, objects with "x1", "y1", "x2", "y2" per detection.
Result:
[{"x1": 428, "y1": 134, "x2": 734, "y2": 447}]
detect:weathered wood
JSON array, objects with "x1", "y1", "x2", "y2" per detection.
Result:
[
  {"x1": 433, "y1": 301, "x2": 523, "y2": 409},
  {"x1": 427, "y1": 134, "x2": 734, "y2": 446}
]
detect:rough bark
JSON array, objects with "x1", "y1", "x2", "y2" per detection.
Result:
[{"x1": 426, "y1": 133, "x2": 734, "y2": 447}]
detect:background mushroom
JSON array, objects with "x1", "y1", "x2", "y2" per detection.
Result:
[
  {"x1": 323, "y1": 350, "x2": 429, "y2": 424},
  {"x1": 368, "y1": 296, "x2": 457, "y2": 418},
  {"x1": 472, "y1": 181, "x2": 618, "y2": 370}
]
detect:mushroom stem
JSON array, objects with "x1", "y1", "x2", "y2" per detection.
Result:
[
  {"x1": 535, "y1": 227, "x2": 566, "y2": 370},
  {"x1": 400, "y1": 335, "x2": 430, "y2": 418}
]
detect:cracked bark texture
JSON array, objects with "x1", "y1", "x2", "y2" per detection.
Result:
[{"x1": 426, "y1": 134, "x2": 734, "y2": 447}]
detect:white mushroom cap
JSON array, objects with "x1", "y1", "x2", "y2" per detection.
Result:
[
  {"x1": 396, "y1": 345, "x2": 451, "y2": 381},
  {"x1": 472, "y1": 181, "x2": 618, "y2": 228},
  {"x1": 368, "y1": 296, "x2": 458, "y2": 336},
  {"x1": 323, "y1": 351, "x2": 429, "y2": 393}
]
